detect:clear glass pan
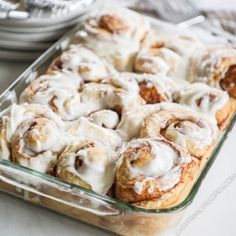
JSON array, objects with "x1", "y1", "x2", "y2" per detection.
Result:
[{"x1": 0, "y1": 11, "x2": 235, "y2": 236}]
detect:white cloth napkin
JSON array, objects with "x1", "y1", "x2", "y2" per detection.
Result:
[{"x1": 120, "y1": 0, "x2": 236, "y2": 35}]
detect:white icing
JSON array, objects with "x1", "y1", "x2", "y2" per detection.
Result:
[
  {"x1": 129, "y1": 72, "x2": 177, "y2": 103},
  {"x1": 74, "y1": 6, "x2": 150, "y2": 71},
  {"x1": 177, "y1": 83, "x2": 229, "y2": 119},
  {"x1": 134, "y1": 180, "x2": 146, "y2": 194},
  {"x1": 12, "y1": 116, "x2": 68, "y2": 173},
  {"x1": 142, "y1": 103, "x2": 219, "y2": 149},
  {"x1": 0, "y1": 130, "x2": 10, "y2": 160},
  {"x1": 165, "y1": 120, "x2": 211, "y2": 148},
  {"x1": 58, "y1": 44, "x2": 109, "y2": 82},
  {"x1": 134, "y1": 32, "x2": 184, "y2": 77},
  {"x1": 189, "y1": 47, "x2": 236, "y2": 86},
  {"x1": 60, "y1": 140, "x2": 117, "y2": 194},
  {"x1": 0, "y1": 103, "x2": 66, "y2": 164},
  {"x1": 128, "y1": 139, "x2": 178, "y2": 178},
  {"x1": 89, "y1": 109, "x2": 119, "y2": 129},
  {"x1": 157, "y1": 166, "x2": 182, "y2": 191},
  {"x1": 69, "y1": 117, "x2": 122, "y2": 150},
  {"x1": 165, "y1": 35, "x2": 203, "y2": 57},
  {"x1": 117, "y1": 103, "x2": 162, "y2": 141},
  {"x1": 20, "y1": 75, "x2": 119, "y2": 121},
  {"x1": 3, "y1": 103, "x2": 64, "y2": 143},
  {"x1": 119, "y1": 138, "x2": 191, "y2": 194},
  {"x1": 103, "y1": 73, "x2": 142, "y2": 110},
  {"x1": 20, "y1": 73, "x2": 82, "y2": 121}
]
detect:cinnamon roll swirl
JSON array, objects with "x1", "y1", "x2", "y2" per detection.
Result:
[
  {"x1": 20, "y1": 74, "x2": 117, "y2": 121},
  {"x1": 47, "y1": 44, "x2": 109, "y2": 82},
  {"x1": 134, "y1": 33, "x2": 183, "y2": 77},
  {"x1": 74, "y1": 7, "x2": 150, "y2": 71},
  {"x1": 140, "y1": 105, "x2": 219, "y2": 159},
  {"x1": 12, "y1": 117, "x2": 66, "y2": 174},
  {"x1": 115, "y1": 137, "x2": 194, "y2": 204},
  {"x1": 0, "y1": 104, "x2": 67, "y2": 173},
  {"x1": 56, "y1": 140, "x2": 117, "y2": 194},
  {"x1": 175, "y1": 83, "x2": 233, "y2": 129},
  {"x1": 20, "y1": 73, "x2": 83, "y2": 121},
  {"x1": 102, "y1": 73, "x2": 142, "y2": 114},
  {"x1": 134, "y1": 73, "x2": 176, "y2": 104},
  {"x1": 105, "y1": 72, "x2": 176, "y2": 111},
  {"x1": 188, "y1": 46, "x2": 236, "y2": 98}
]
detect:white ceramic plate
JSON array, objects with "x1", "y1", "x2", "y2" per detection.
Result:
[
  {"x1": 0, "y1": 48, "x2": 43, "y2": 61},
  {"x1": 0, "y1": 28, "x2": 69, "y2": 42},
  {"x1": 0, "y1": 39, "x2": 52, "y2": 51},
  {"x1": 0, "y1": 17, "x2": 79, "y2": 33},
  {"x1": 0, "y1": 0, "x2": 95, "y2": 28}
]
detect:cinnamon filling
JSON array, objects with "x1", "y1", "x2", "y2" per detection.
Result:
[
  {"x1": 48, "y1": 95, "x2": 58, "y2": 113},
  {"x1": 129, "y1": 144, "x2": 152, "y2": 167},
  {"x1": 139, "y1": 82, "x2": 163, "y2": 104},
  {"x1": 99, "y1": 14, "x2": 128, "y2": 33},
  {"x1": 112, "y1": 105, "x2": 122, "y2": 117},
  {"x1": 74, "y1": 142, "x2": 95, "y2": 169},
  {"x1": 148, "y1": 41, "x2": 165, "y2": 55},
  {"x1": 75, "y1": 156, "x2": 83, "y2": 169},
  {"x1": 173, "y1": 121, "x2": 184, "y2": 129},
  {"x1": 220, "y1": 64, "x2": 236, "y2": 98},
  {"x1": 78, "y1": 65, "x2": 90, "y2": 75},
  {"x1": 196, "y1": 93, "x2": 217, "y2": 107}
]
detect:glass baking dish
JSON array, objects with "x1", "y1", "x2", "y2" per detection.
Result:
[{"x1": 0, "y1": 10, "x2": 235, "y2": 236}]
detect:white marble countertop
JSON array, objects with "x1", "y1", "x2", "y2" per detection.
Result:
[{"x1": 0, "y1": 61, "x2": 235, "y2": 236}]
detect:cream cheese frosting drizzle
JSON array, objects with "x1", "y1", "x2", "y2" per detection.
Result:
[
  {"x1": 175, "y1": 83, "x2": 229, "y2": 121},
  {"x1": 52, "y1": 44, "x2": 109, "y2": 82},
  {"x1": 58, "y1": 140, "x2": 117, "y2": 194}
]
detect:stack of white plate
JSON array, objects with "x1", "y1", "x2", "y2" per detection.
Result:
[{"x1": 0, "y1": 0, "x2": 95, "y2": 61}]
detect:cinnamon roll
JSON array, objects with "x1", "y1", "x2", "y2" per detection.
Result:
[
  {"x1": 140, "y1": 105, "x2": 219, "y2": 159},
  {"x1": 188, "y1": 46, "x2": 236, "y2": 98},
  {"x1": 164, "y1": 35, "x2": 203, "y2": 58},
  {"x1": 20, "y1": 74, "x2": 116, "y2": 121},
  {"x1": 105, "y1": 72, "x2": 176, "y2": 111},
  {"x1": 175, "y1": 83, "x2": 233, "y2": 129},
  {"x1": 80, "y1": 81, "x2": 131, "y2": 116},
  {"x1": 0, "y1": 104, "x2": 67, "y2": 173},
  {"x1": 134, "y1": 33, "x2": 183, "y2": 77},
  {"x1": 102, "y1": 73, "x2": 142, "y2": 114},
  {"x1": 47, "y1": 44, "x2": 109, "y2": 82},
  {"x1": 56, "y1": 140, "x2": 117, "y2": 194},
  {"x1": 74, "y1": 6, "x2": 150, "y2": 71},
  {"x1": 134, "y1": 33, "x2": 203, "y2": 78},
  {"x1": 12, "y1": 117, "x2": 67, "y2": 174},
  {"x1": 134, "y1": 73, "x2": 176, "y2": 104},
  {"x1": 115, "y1": 137, "x2": 195, "y2": 205},
  {"x1": 20, "y1": 73, "x2": 83, "y2": 121}
]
